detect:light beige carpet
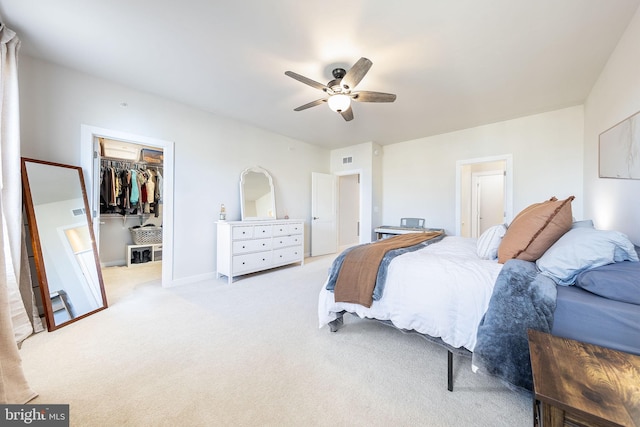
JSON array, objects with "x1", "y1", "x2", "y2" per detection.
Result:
[{"x1": 18, "y1": 256, "x2": 530, "y2": 426}]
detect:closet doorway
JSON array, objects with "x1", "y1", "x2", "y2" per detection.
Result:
[
  {"x1": 97, "y1": 138, "x2": 163, "y2": 266},
  {"x1": 80, "y1": 125, "x2": 174, "y2": 287}
]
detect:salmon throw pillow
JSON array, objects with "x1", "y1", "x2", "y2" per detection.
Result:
[{"x1": 497, "y1": 196, "x2": 575, "y2": 264}]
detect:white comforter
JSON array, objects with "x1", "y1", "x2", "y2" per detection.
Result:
[{"x1": 318, "y1": 236, "x2": 504, "y2": 352}]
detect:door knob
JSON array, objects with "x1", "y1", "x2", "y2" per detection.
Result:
[{"x1": 313, "y1": 217, "x2": 319, "y2": 220}]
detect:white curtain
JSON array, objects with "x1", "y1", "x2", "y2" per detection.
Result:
[{"x1": 0, "y1": 22, "x2": 38, "y2": 404}]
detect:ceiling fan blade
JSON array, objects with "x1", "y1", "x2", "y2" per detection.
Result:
[
  {"x1": 340, "y1": 107, "x2": 354, "y2": 121},
  {"x1": 294, "y1": 98, "x2": 328, "y2": 111},
  {"x1": 285, "y1": 71, "x2": 331, "y2": 92},
  {"x1": 352, "y1": 91, "x2": 397, "y2": 103},
  {"x1": 341, "y1": 57, "x2": 373, "y2": 91}
]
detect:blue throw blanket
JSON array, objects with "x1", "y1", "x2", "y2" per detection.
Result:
[
  {"x1": 472, "y1": 259, "x2": 557, "y2": 393},
  {"x1": 325, "y1": 233, "x2": 445, "y2": 301}
]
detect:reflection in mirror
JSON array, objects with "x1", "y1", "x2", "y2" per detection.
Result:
[
  {"x1": 21, "y1": 158, "x2": 108, "y2": 331},
  {"x1": 240, "y1": 166, "x2": 276, "y2": 221}
]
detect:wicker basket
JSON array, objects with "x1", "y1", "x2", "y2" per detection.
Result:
[{"x1": 130, "y1": 226, "x2": 162, "y2": 245}]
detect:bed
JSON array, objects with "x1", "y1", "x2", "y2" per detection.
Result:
[
  {"x1": 318, "y1": 196, "x2": 640, "y2": 392},
  {"x1": 318, "y1": 235, "x2": 503, "y2": 352}
]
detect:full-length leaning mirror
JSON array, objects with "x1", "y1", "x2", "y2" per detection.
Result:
[
  {"x1": 21, "y1": 157, "x2": 108, "y2": 331},
  {"x1": 240, "y1": 166, "x2": 276, "y2": 220}
]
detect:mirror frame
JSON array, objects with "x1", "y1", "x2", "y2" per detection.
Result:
[
  {"x1": 21, "y1": 157, "x2": 108, "y2": 331},
  {"x1": 239, "y1": 166, "x2": 276, "y2": 221}
]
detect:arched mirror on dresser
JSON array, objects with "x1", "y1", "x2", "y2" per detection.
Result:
[
  {"x1": 240, "y1": 166, "x2": 276, "y2": 220},
  {"x1": 21, "y1": 158, "x2": 108, "y2": 331}
]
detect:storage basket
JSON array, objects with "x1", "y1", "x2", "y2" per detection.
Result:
[{"x1": 130, "y1": 226, "x2": 162, "y2": 245}]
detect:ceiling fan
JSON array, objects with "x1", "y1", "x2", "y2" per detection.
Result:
[{"x1": 285, "y1": 57, "x2": 396, "y2": 121}]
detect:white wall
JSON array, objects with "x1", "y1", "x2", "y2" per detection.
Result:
[
  {"x1": 382, "y1": 106, "x2": 585, "y2": 234},
  {"x1": 583, "y1": 6, "x2": 640, "y2": 245},
  {"x1": 19, "y1": 55, "x2": 329, "y2": 284}
]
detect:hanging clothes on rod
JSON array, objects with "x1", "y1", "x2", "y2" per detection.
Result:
[{"x1": 100, "y1": 158, "x2": 163, "y2": 216}]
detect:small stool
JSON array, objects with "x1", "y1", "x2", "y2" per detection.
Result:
[{"x1": 50, "y1": 290, "x2": 73, "y2": 321}]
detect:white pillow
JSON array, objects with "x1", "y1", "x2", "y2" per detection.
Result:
[
  {"x1": 476, "y1": 224, "x2": 507, "y2": 260},
  {"x1": 536, "y1": 227, "x2": 639, "y2": 285},
  {"x1": 571, "y1": 219, "x2": 594, "y2": 229}
]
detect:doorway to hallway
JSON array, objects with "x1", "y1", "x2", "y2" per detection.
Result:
[
  {"x1": 456, "y1": 155, "x2": 513, "y2": 238},
  {"x1": 338, "y1": 173, "x2": 360, "y2": 251},
  {"x1": 471, "y1": 171, "x2": 505, "y2": 237},
  {"x1": 310, "y1": 171, "x2": 361, "y2": 256}
]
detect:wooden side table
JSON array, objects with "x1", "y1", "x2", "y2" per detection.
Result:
[{"x1": 528, "y1": 329, "x2": 640, "y2": 427}]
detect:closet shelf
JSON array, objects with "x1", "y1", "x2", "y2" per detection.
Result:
[
  {"x1": 100, "y1": 213, "x2": 157, "y2": 219},
  {"x1": 100, "y1": 213, "x2": 159, "y2": 226},
  {"x1": 100, "y1": 155, "x2": 163, "y2": 168}
]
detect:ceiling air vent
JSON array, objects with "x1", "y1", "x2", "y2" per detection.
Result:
[
  {"x1": 71, "y1": 208, "x2": 86, "y2": 217},
  {"x1": 342, "y1": 156, "x2": 353, "y2": 165}
]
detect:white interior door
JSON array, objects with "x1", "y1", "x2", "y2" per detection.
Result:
[
  {"x1": 311, "y1": 172, "x2": 337, "y2": 256},
  {"x1": 471, "y1": 171, "x2": 505, "y2": 237}
]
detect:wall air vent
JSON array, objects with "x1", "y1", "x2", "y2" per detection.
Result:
[{"x1": 342, "y1": 156, "x2": 353, "y2": 165}]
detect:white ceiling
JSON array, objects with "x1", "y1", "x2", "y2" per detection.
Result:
[{"x1": 2, "y1": 0, "x2": 639, "y2": 150}]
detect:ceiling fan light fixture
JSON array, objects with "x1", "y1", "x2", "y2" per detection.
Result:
[
  {"x1": 327, "y1": 94, "x2": 350, "y2": 112},
  {"x1": 285, "y1": 57, "x2": 395, "y2": 121}
]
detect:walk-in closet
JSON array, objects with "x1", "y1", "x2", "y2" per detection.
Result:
[{"x1": 97, "y1": 138, "x2": 164, "y2": 269}]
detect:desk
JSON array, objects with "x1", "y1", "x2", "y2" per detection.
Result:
[
  {"x1": 374, "y1": 226, "x2": 443, "y2": 240},
  {"x1": 528, "y1": 329, "x2": 640, "y2": 427}
]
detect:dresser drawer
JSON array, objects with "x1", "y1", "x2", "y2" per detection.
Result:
[
  {"x1": 273, "y1": 222, "x2": 303, "y2": 236},
  {"x1": 253, "y1": 225, "x2": 272, "y2": 238},
  {"x1": 287, "y1": 222, "x2": 303, "y2": 235},
  {"x1": 232, "y1": 226, "x2": 254, "y2": 240},
  {"x1": 233, "y1": 252, "x2": 273, "y2": 273},
  {"x1": 272, "y1": 235, "x2": 303, "y2": 249},
  {"x1": 273, "y1": 247, "x2": 303, "y2": 264},
  {"x1": 232, "y1": 238, "x2": 272, "y2": 254},
  {"x1": 272, "y1": 223, "x2": 289, "y2": 236}
]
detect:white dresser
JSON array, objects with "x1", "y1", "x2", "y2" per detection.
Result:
[{"x1": 216, "y1": 219, "x2": 304, "y2": 284}]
